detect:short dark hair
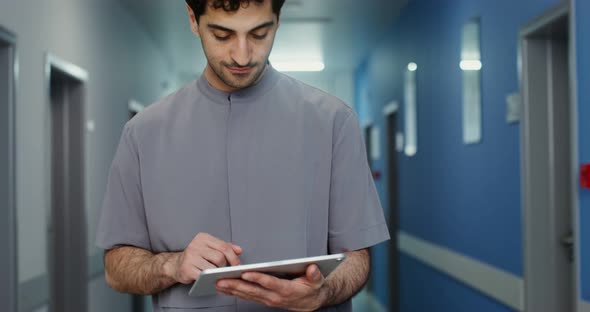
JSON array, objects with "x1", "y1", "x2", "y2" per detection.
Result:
[{"x1": 186, "y1": 0, "x2": 286, "y2": 23}]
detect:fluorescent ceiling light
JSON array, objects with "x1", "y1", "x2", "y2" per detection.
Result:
[
  {"x1": 460, "y1": 60, "x2": 482, "y2": 71},
  {"x1": 272, "y1": 61, "x2": 325, "y2": 72},
  {"x1": 404, "y1": 145, "x2": 417, "y2": 157},
  {"x1": 407, "y1": 62, "x2": 418, "y2": 72}
]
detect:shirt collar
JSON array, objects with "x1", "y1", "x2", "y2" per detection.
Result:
[{"x1": 197, "y1": 65, "x2": 280, "y2": 104}]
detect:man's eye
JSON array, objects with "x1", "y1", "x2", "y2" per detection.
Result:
[
  {"x1": 214, "y1": 34, "x2": 230, "y2": 41},
  {"x1": 252, "y1": 33, "x2": 268, "y2": 40}
]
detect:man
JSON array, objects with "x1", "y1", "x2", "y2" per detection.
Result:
[{"x1": 96, "y1": 0, "x2": 390, "y2": 311}]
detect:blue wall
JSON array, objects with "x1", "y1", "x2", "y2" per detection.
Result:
[
  {"x1": 399, "y1": 254, "x2": 514, "y2": 312},
  {"x1": 355, "y1": 0, "x2": 561, "y2": 309},
  {"x1": 574, "y1": 0, "x2": 590, "y2": 303}
]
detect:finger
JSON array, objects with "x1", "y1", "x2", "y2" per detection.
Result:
[
  {"x1": 217, "y1": 279, "x2": 277, "y2": 304},
  {"x1": 232, "y1": 244, "x2": 243, "y2": 255},
  {"x1": 306, "y1": 264, "x2": 323, "y2": 282},
  {"x1": 217, "y1": 287, "x2": 266, "y2": 306},
  {"x1": 206, "y1": 239, "x2": 241, "y2": 266},
  {"x1": 307, "y1": 264, "x2": 318, "y2": 279},
  {"x1": 295, "y1": 264, "x2": 323, "y2": 287},
  {"x1": 178, "y1": 256, "x2": 214, "y2": 284},
  {"x1": 202, "y1": 249, "x2": 228, "y2": 267},
  {"x1": 193, "y1": 256, "x2": 216, "y2": 272},
  {"x1": 200, "y1": 234, "x2": 241, "y2": 265},
  {"x1": 198, "y1": 233, "x2": 235, "y2": 254},
  {"x1": 219, "y1": 287, "x2": 282, "y2": 308},
  {"x1": 242, "y1": 272, "x2": 286, "y2": 293}
]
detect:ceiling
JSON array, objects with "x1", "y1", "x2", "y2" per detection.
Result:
[{"x1": 118, "y1": 0, "x2": 408, "y2": 85}]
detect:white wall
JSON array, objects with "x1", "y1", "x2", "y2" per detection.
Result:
[{"x1": 0, "y1": 0, "x2": 177, "y2": 310}]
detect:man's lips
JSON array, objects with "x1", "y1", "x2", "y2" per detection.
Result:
[{"x1": 227, "y1": 66, "x2": 253, "y2": 74}]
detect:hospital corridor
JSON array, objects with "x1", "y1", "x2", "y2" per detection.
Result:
[{"x1": 1, "y1": 0, "x2": 589, "y2": 311}]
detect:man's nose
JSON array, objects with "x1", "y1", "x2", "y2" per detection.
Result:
[{"x1": 231, "y1": 37, "x2": 251, "y2": 66}]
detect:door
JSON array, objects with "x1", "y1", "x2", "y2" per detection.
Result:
[
  {"x1": 520, "y1": 4, "x2": 575, "y2": 312},
  {"x1": 47, "y1": 55, "x2": 89, "y2": 312},
  {"x1": 0, "y1": 26, "x2": 17, "y2": 312}
]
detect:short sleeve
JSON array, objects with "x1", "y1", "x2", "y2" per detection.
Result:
[
  {"x1": 95, "y1": 123, "x2": 151, "y2": 251},
  {"x1": 328, "y1": 111, "x2": 390, "y2": 253}
]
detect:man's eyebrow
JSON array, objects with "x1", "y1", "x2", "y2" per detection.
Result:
[
  {"x1": 250, "y1": 21, "x2": 275, "y2": 32},
  {"x1": 207, "y1": 24, "x2": 234, "y2": 32},
  {"x1": 207, "y1": 21, "x2": 275, "y2": 33}
]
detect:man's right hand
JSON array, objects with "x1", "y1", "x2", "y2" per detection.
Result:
[{"x1": 170, "y1": 233, "x2": 243, "y2": 284}]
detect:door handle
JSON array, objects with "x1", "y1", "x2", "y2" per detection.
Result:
[
  {"x1": 560, "y1": 232, "x2": 574, "y2": 262},
  {"x1": 560, "y1": 233, "x2": 573, "y2": 246}
]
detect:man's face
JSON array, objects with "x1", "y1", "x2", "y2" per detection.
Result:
[{"x1": 188, "y1": 1, "x2": 279, "y2": 92}]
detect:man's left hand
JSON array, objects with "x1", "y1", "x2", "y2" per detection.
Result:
[{"x1": 216, "y1": 264, "x2": 326, "y2": 311}]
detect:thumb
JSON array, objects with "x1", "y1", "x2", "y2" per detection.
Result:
[{"x1": 307, "y1": 264, "x2": 322, "y2": 282}]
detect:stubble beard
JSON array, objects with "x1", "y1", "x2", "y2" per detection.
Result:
[{"x1": 212, "y1": 59, "x2": 268, "y2": 90}]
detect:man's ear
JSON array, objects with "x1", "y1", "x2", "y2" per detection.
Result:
[{"x1": 186, "y1": 4, "x2": 200, "y2": 37}]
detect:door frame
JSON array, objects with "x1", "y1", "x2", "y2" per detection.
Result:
[
  {"x1": 520, "y1": 3, "x2": 579, "y2": 311},
  {"x1": 44, "y1": 53, "x2": 89, "y2": 312},
  {"x1": 361, "y1": 121, "x2": 375, "y2": 293},
  {"x1": 569, "y1": 0, "x2": 585, "y2": 310},
  {"x1": 0, "y1": 24, "x2": 18, "y2": 312},
  {"x1": 362, "y1": 122, "x2": 375, "y2": 170},
  {"x1": 382, "y1": 101, "x2": 399, "y2": 311},
  {"x1": 568, "y1": 0, "x2": 590, "y2": 312},
  {"x1": 128, "y1": 99, "x2": 146, "y2": 119}
]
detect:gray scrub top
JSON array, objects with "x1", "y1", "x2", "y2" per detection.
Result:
[{"x1": 96, "y1": 66, "x2": 390, "y2": 311}]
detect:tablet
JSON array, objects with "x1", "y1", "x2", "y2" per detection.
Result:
[{"x1": 188, "y1": 253, "x2": 346, "y2": 297}]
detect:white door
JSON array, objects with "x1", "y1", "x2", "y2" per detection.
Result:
[
  {"x1": 0, "y1": 26, "x2": 17, "y2": 312},
  {"x1": 521, "y1": 4, "x2": 576, "y2": 312},
  {"x1": 47, "y1": 55, "x2": 88, "y2": 312}
]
